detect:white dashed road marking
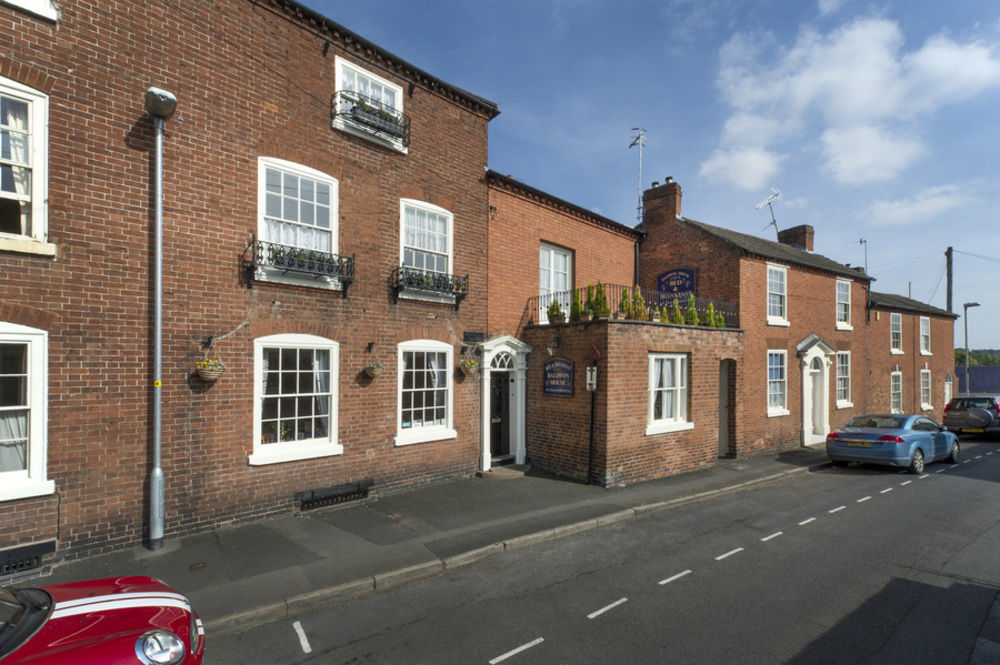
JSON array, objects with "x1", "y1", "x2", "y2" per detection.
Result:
[
  {"x1": 292, "y1": 621, "x2": 312, "y2": 654},
  {"x1": 900, "y1": 480, "x2": 912, "y2": 486},
  {"x1": 798, "y1": 517, "x2": 816, "y2": 526},
  {"x1": 761, "y1": 531, "x2": 783, "y2": 542},
  {"x1": 880, "y1": 488, "x2": 893, "y2": 494},
  {"x1": 828, "y1": 506, "x2": 845, "y2": 514},
  {"x1": 490, "y1": 638, "x2": 545, "y2": 664},
  {"x1": 659, "y1": 569, "x2": 692, "y2": 585},
  {"x1": 588, "y1": 597, "x2": 628, "y2": 619},
  {"x1": 715, "y1": 547, "x2": 744, "y2": 561},
  {"x1": 919, "y1": 474, "x2": 930, "y2": 479},
  {"x1": 857, "y1": 496, "x2": 871, "y2": 503}
]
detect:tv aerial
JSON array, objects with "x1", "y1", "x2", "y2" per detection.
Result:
[
  {"x1": 756, "y1": 188, "x2": 782, "y2": 238},
  {"x1": 629, "y1": 128, "x2": 646, "y2": 226}
]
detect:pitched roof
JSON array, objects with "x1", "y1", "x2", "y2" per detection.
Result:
[
  {"x1": 680, "y1": 218, "x2": 872, "y2": 282},
  {"x1": 869, "y1": 291, "x2": 958, "y2": 319}
]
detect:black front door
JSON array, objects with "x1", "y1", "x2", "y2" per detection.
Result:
[{"x1": 490, "y1": 371, "x2": 511, "y2": 459}]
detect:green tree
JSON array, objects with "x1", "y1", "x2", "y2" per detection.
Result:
[
  {"x1": 569, "y1": 289, "x2": 582, "y2": 322},
  {"x1": 684, "y1": 294, "x2": 700, "y2": 326}
]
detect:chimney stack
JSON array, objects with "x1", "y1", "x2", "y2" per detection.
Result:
[
  {"x1": 641, "y1": 177, "x2": 682, "y2": 226},
  {"x1": 777, "y1": 224, "x2": 814, "y2": 251}
]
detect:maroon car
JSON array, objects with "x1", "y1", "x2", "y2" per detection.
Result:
[{"x1": 0, "y1": 576, "x2": 203, "y2": 664}]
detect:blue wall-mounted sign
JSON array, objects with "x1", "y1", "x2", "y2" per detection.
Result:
[
  {"x1": 657, "y1": 269, "x2": 696, "y2": 300},
  {"x1": 543, "y1": 358, "x2": 574, "y2": 397}
]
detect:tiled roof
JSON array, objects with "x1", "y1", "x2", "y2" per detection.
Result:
[
  {"x1": 869, "y1": 291, "x2": 957, "y2": 318},
  {"x1": 681, "y1": 218, "x2": 872, "y2": 282}
]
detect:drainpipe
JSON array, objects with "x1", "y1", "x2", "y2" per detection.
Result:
[{"x1": 144, "y1": 87, "x2": 177, "y2": 551}]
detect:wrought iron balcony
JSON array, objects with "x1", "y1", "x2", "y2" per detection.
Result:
[
  {"x1": 332, "y1": 91, "x2": 411, "y2": 147},
  {"x1": 242, "y1": 237, "x2": 355, "y2": 296},
  {"x1": 390, "y1": 266, "x2": 468, "y2": 309}
]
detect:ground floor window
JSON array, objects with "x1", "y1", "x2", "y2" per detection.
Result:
[
  {"x1": 646, "y1": 353, "x2": 692, "y2": 435},
  {"x1": 250, "y1": 334, "x2": 340, "y2": 466},
  {"x1": 396, "y1": 340, "x2": 456, "y2": 446},
  {"x1": 836, "y1": 352, "x2": 851, "y2": 407},
  {"x1": 767, "y1": 350, "x2": 789, "y2": 416},
  {"x1": 890, "y1": 371, "x2": 902, "y2": 414},
  {"x1": 920, "y1": 369, "x2": 932, "y2": 410},
  {"x1": 0, "y1": 322, "x2": 53, "y2": 501}
]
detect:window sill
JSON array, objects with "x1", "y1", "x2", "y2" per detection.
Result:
[
  {"x1": 836, "y1": 322, "x2": 853, "y2": 331},
  {"x1": 920, "y1": 351, "x2": 932, "y2": 356},
  {"x1": 332, "y1": 117, "x2": 408, "y2": 154},
  {"x1": 767, "y1": 408, "x2": 790, "y2": 418},
  {"x1": 0, "y1": 478, "x2": 56, "y2": 503},
  {"x1": 248, "y1": 442, "x2": 343, "y2": 466},
  {"x1": 767, "y1": 317, "x2": 790, "y2": 327},
  {"x1": 836, "y1": 400, "x2": 854, "y2": 409},
  {"x1": 395, "y1": 427, "x2": 457, "y2": 447},
  {"x1": 398, "y1": 290, "x2": 458, "y2": 306},
  {"x1": 890, "y1": 349, "x2": 904, "y2": 355},
  {"x1": 645, "y1": 421, "x2": 694, "y2": 436},
  {"x1": 0, "y1": 235, "x2": 57, "y2": 257},
  {"x1": 921, "y1": 404, "x2": 933, "y2": 411},
  {"x1": 254, "y1": 268, "x2": 345, "y2": 292}
]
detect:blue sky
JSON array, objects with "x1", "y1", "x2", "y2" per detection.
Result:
[{"x1": 302, "y1": 0, "x2": 1000, "y2": 349}]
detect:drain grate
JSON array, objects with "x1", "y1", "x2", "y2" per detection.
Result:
[
  {"x1": 295, "y1": 479, "x2": 373, "y2": 510},
  {"x1": 1, "y1": 541, "x2": 55, "y2": 577}
]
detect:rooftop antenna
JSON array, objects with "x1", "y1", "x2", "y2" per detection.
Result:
[
  {"x1": 629, "y1": 128, "x2": 646, "y2": 225},
  {"x1": 756, "y1": 188, "x2": 782, "y2": 238}
]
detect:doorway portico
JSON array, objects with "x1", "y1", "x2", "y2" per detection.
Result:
[
  {"x1": 479, "y1": 336, "x2": 531, "y2": 472},
  {"x1": 797, "y1": 334, "x2": 836, "y2": 445}
]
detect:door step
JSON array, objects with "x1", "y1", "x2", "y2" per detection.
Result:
[{"x1": 476, "y1": 464, "x2": 530, "y2": 479}]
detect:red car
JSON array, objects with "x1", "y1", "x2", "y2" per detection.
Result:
[{"x1": 0, "y1": 576, "x2": 203, "y2": 664}]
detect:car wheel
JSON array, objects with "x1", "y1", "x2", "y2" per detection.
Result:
[
  {"x1": 947, "y1": 441, "x2": 959, "y2": 464},
  {"x1": 908, "y1": 448, "x2": 925, "y2": 474}
]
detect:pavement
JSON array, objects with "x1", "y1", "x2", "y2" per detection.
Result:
[{"x1": 29, "y1": 447, "x2": 831, "y2": 634}]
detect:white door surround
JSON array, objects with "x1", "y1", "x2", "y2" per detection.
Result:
[
  {"x1": 797, "y1": 334, "x2": 835, "y2": 446},
  {"x1": 479, "y1": 336, "x2": 532, "y2": 472}
]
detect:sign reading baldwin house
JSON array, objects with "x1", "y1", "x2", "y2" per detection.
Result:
[
  {"x1": 657, "y1": 269, "x2": 696, "y2": 300},
  {"x1": 543, "y1": 358, "x2": 574, "y2": 397}
]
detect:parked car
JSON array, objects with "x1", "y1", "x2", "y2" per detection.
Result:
[
  {"x1": 826, "y1": 413, "x2": 959, "y2": 473},
  {"x1": 0, "y1": 576, "x2": 203, "y2": 664},
  {"x1": 943, "y1": 394, "x2": 1000, "y2": 436}
]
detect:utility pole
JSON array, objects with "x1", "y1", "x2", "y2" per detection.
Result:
[{"x1": 945, "y1": 246, "x2": 953, "y2": 313}]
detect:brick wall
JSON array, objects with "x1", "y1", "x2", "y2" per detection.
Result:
[{"x1": 1, "y1": 0, "x2": 493, "y2": 559}]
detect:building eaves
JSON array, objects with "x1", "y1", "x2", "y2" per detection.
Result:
[
  {"x1": 869, "y1": 291, "x2": 958, "y2": 319},
  {"x1": 265, "y1": 0, "x2": 501, "y2": 119},
  {"x1": 486, "y1": 170, "x2": 643, "y2": 240},
  {"x1": 681, "y1": 217, "x2": 872, "y2": 282}
]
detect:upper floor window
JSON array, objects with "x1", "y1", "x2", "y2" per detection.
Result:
[
  {"x1": 920, "y1": 369, "x2": 932, "y2": 410},
  {"x1": 646, "y1": 353, "x2": 692, "y2": 435},
  {"x1": 890, "y1": 313, "x2": 902, "y2": 353},
  {"x1": 253, "y1": 158, "x2": 343, "y2": 289},
  {"x1": 767, "y1": 350, "x2": 789, "y2": 416},
  {"x1": 333, "y1": 57, "x2": 408, "y2": 152},
  {"x1": 836, "y1": 351, "x2": 851, "y2": 407},
  {"x1": 836, "y1": 280, "x2": 851, "y2": 330},
  {"x1": 396, "y1": 340, "x2": 456, "y2": 446},
  {"x1": 539, "y1": 243, "x2": 572, "y2": 323},
  {"x1": 1, "y1": 0, "x2": 58, "y2": 20},
  {"x1": 919, "y1": 317, "x2": 931, "y2": 355},
  {"x1": 766, "y1": 264, "x2": 788, "y2": 326},
  {"x1": 0, "y1": 78, "x2": 54, "y2": 256},
  {"x1": 0, "y1": 321, "x2": 53, "y2": 501},
  {"x1": 250, "y1": 334, "x2": 340, "y2": 466},
  {"x1": 890, "y1": 371, "x2": 902, "y2": 413}
]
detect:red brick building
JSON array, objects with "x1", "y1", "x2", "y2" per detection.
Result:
[{"x1": 1, "y1": 0, "x2": 498, "y2": 570}]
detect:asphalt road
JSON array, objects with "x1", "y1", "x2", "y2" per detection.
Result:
[{"x1": 210, "y1": 438, "x2": 1000, "y2": 665}]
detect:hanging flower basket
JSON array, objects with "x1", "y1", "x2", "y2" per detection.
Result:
[
  {"x1": 196, "y1": 359, "x2": 225, "y2": 381},
  {"x1": 364, "y1": 362, "x2": 384, "y2": 378},
  {"x1": 459, "y1": 358, "x2": 479, "y2": 375}
]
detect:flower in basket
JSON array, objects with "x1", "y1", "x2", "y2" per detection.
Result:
[
  {"x1": 195, "y1": 358, "x2": 226, "y2": 381},
  {"x1": 459, "y1": 357, "x2": 479, "y2": 374},
  {"x1": 364, "y1": 361, "x2": 385, "y2": 377},
  {"x1": 196, "y1": 359, "x2": 225, "y2": 370}
]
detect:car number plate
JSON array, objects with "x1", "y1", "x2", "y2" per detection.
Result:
[
  {"x1": 845, "y1": 441, "x2": 872, "y2": 447},
  {"x1": 963, "y1": 428, "x2": 984, "y2": 433}
]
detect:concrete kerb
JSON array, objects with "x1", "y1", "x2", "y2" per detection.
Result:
[{"x1": 205, "y1": 460, "x2": 830, "y2": 635}]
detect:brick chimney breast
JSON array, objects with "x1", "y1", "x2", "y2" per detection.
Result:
[
  {"x1": 642, "y1": 178, "x2": 682, "y2": 226},
  {"x1": 777, "y1": 224, "x2": 814, "y2": 251}
]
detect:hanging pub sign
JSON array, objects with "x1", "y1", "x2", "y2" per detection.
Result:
[
  {"x1": 657, "y1": 268, "x2": 696, "y2": 300},
  {"x1": 543, "y1": 358, "x2": 574, "y2": 397}
]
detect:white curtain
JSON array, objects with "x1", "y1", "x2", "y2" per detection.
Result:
[
  {"x1": 0, "y1": 409, "x2": 27, "y2": 473},
  {"x1": 660, "y1": 359, "x2": 675, "y2": 419},
  {"x1": 3, "y1": 97, "x2": 29, "y2": 196},
  {"x1": 313, "y1": 350, "x2": 330, "y2": 437}
]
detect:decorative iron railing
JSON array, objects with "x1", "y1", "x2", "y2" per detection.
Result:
[
  {"x1": 528, "y1": 283, "x2": 739, "y2": 327},
  {"x1": 242, "y1": 237, "x2": 355, "y2": 296},
  {"x1": 390, "y1": 266, "x2": 468, "y2": 309},
  {"x1": 332, "y1": 91, "x2": 411, "y2": 146}
]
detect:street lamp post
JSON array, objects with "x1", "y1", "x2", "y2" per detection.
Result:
[{"x1": 963, "y1": 301, "x2": 980, "y2": 393}]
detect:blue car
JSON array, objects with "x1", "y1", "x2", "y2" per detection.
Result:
[{"x1": 826, "y1": 414, "x2": 959, "y2": 473}]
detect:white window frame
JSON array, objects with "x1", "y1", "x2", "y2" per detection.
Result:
[
  {"x1": 835, "y1": 279, "x2": 852, "y2": 330},
  {"x1": 250, "y1": 333, "x2": 340, "y2": 466},
  {"x1": 890, "y1": 371, "x2": 902, "y2": 414},
  {"x1": 332, "y1": 56, "x2": 407, "y2": 154},
  {"x1": 396, "y1": 339, "x2": 456, "y2": 446},
  {"x1": 944, "y1": 373, "x2": 953, "y2": 406},
  {"x1": 767, "y1": 350, "x2": 789, "y2": 417},
  {"x1": 646, "y1": 353, "x2": 693, "y2": 435},
  {"x1": 0, "y1": 322, "x2": 53, "y2": 501},
  {"x1": 766, "y1": 263, "x2": 789, "y2": 327},
  {"x1": 255, "y1": 157, "x2": 340, "y2": 290},
  {"x1": 836, "y1": 351, "x2": 852, "y2": 408},
  {"x1": 920, "y1": 369, "x2": 932, "y2": 411},
  {"x1": 539, "y1": 243, "x2": 573, "y2": 324},
  {"x1": 919, "y1": 316, "x2": 931, "y2": 355},
  {"x1": 1, "y1": 0, "x2": 58, "y2": 21},
  {"x1": 890, "y1": 313, "x2": 903, "y2": 354},
  {"x1": 0, "y1": 77, "x2": 55, "y2": 256},
  {"x1": 398, "y1": 199, "x2": 455, "y2": 304}
]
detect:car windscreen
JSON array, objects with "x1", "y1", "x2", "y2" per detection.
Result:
[
  {"x1": 0, "y1": 587, "x2": 25, "y2": 631},
  {"x1": 953, "y1": 398, "x2": 995, "y2": 409},
  {"x1": 845, "y1": 415, "x2": 905, "y2": 429}
]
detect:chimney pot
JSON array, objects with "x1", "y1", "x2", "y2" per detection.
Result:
[{"x1": 652, "y1": 181, "x2": 659, "y2": 188}]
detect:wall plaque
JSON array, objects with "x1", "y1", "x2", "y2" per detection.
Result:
[
  {"x1": 657, "y1": 268, "x2": 696, "y2": 301},
  {"x1": 543, "y1": 358, "x2": 574, "y2": 397}
]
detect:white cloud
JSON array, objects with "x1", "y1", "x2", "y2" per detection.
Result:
[
  {"x1": 699, "y1": 147, "x2": 784, "y2": 191},
  {"x1": 862, "y1": 184, "x2": 973, "y2": 227},
  {"x1": 701, "y1": 17, "x2": 1000, "y2": 188},
  {"x1": 817, "y1": 0, "x2": 847, "y2": 16}
]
